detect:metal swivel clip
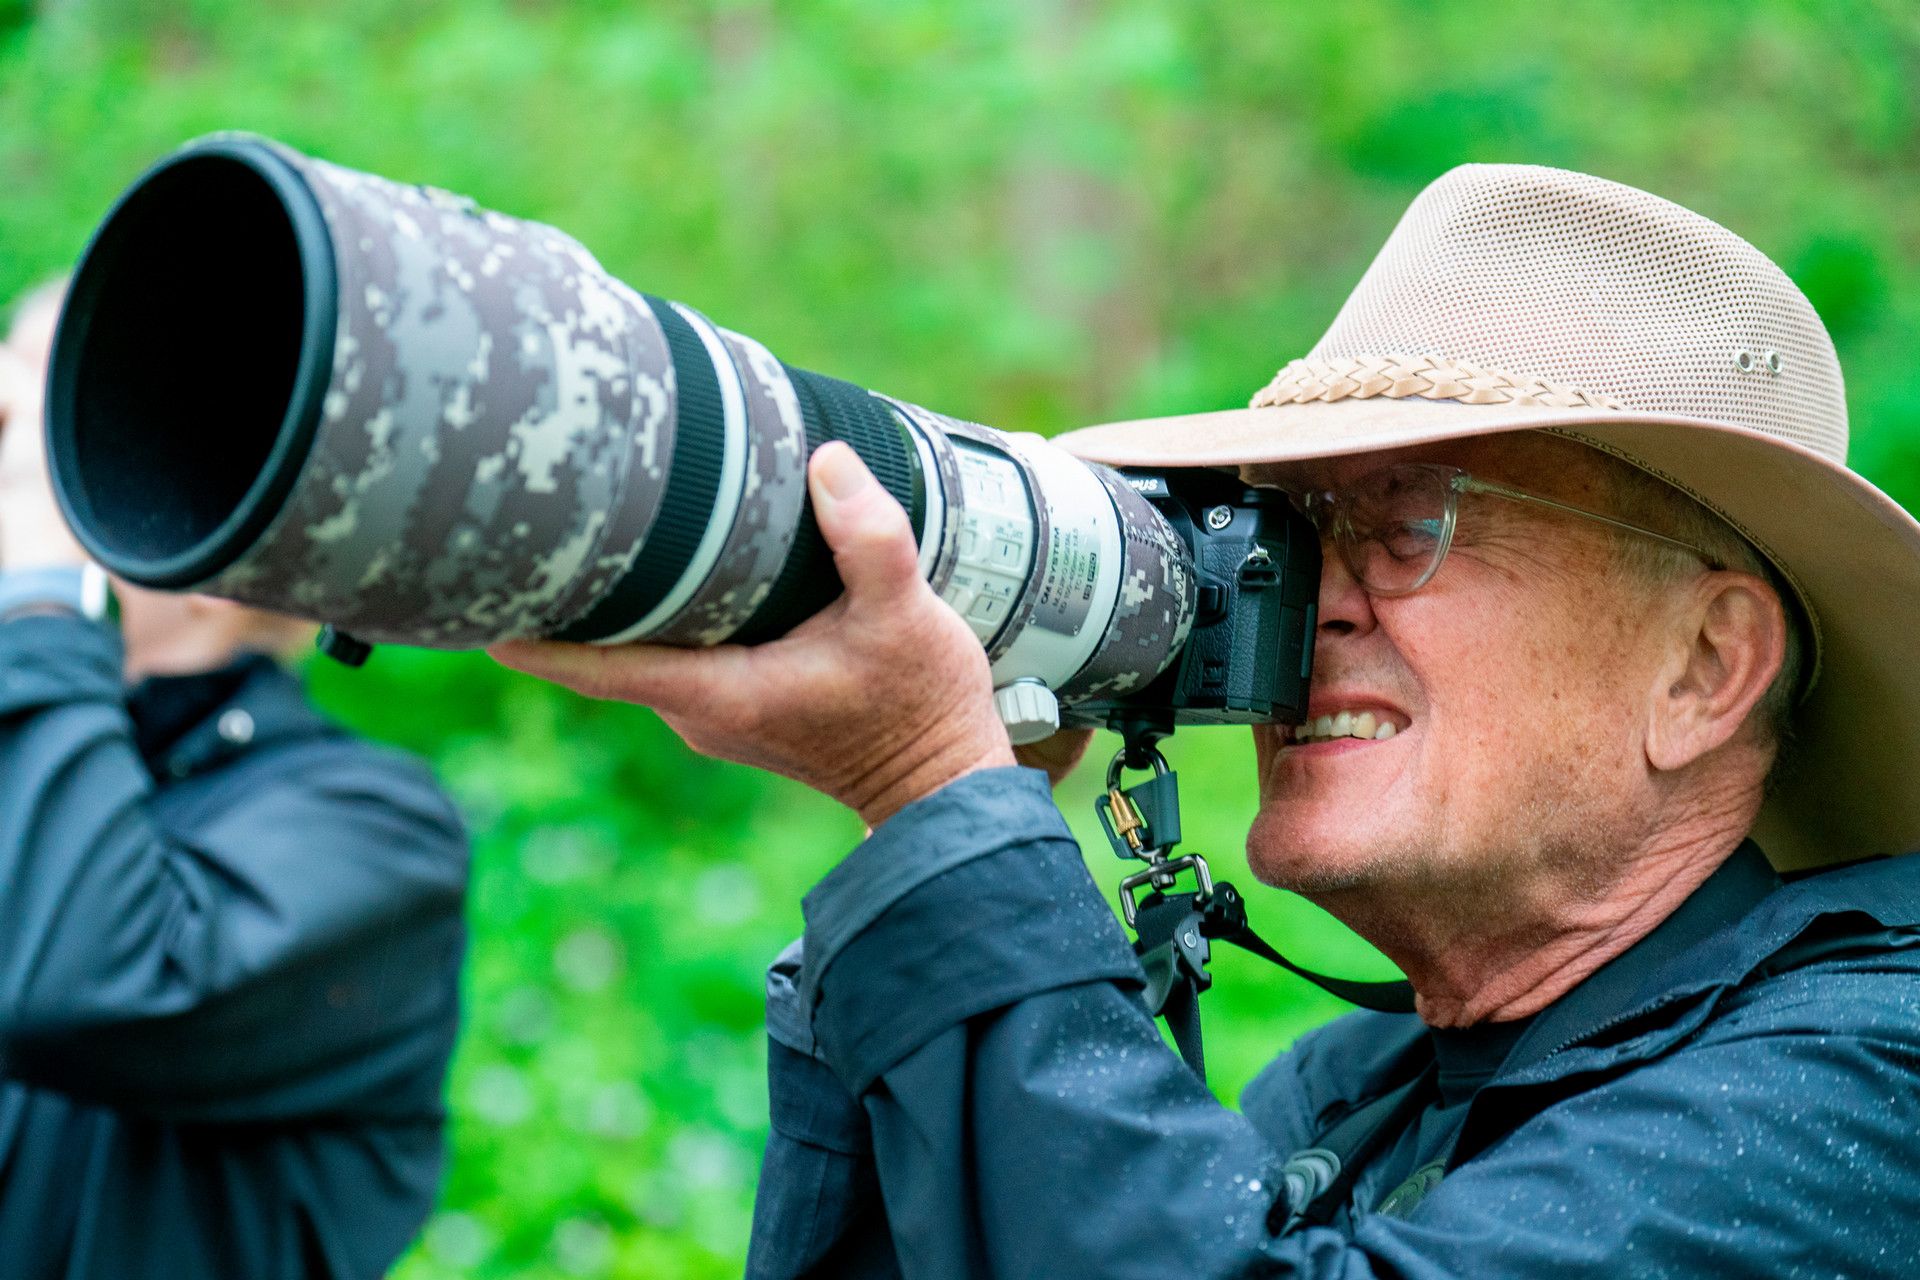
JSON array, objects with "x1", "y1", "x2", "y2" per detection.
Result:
[{"x1": 1095, "y1": 742, "x2": 1213, "y2": 927}]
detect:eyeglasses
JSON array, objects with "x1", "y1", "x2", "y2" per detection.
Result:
[{"x1": 1291, "y1": 464, "x2": 1725, "y2": 598}]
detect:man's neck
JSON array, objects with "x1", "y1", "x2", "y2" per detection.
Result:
[{"x1": 1318, "y1": 791, "x2": 1761, "y2": 1027}]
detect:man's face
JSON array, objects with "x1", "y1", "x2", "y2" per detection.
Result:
[{"x1": 1245, "y1": 434, "x2": 1679, "y2": 921}]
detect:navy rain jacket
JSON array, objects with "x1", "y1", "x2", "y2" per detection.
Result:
[
  {"x1": 0, "y1": 613, "x2": 468, "y2": 1278},
  {"x1": 748, "y1": 766, "x2": 1920, "y2": 1279}
]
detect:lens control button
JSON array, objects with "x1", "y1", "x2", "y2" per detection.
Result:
[{"x1": 968, "y1": 595, "x2": 1009, "y2": 624}]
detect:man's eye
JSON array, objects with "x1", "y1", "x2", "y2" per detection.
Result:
[{"x1": 1376, "y1": 518, "x2": 1443, "y2": 561}]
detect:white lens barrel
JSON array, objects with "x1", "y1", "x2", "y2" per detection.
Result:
[
  {"x1": 938, "y1": 441, "x2": 1040, "y2": 646},
  {"x1": 890, "y1": 411, "x2": 1195, "y2": 733},
  {"x1": 985, "y1": 432, "x2": 1125, "y2": 691}
]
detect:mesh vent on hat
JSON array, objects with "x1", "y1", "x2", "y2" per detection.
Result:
[{"x1": 1309, "y1": 165, "x2": 1848, "y2": 465}]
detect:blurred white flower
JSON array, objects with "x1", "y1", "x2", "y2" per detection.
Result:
[
  {"x1": 520, "y1": 824, "x2": 618, "y2": 883},
  {"x1": 467, "y1": 1064, "x2": 533, "y2": 1126},
  {"x1": 561, "y1": 1079, "x2": 653, "y2": 1140},
  {"x1": 554, "y1": 927, "x2": 622, "y2": 992},
  {"x1": 551, "y1": 1216, "x2": 614, "y2": 1277},
  {"x1": 423, "y1": 1211, "x2": 492, "y2": 1268},
  {"x1": 693, "y1": 863, "x2": 762, "y2": 926},
  {"x1": 494, "y1": 985, "x2": 556, "y2": 1046},
  {"x1": 667, "y1": 1126, "x2": 750, "y2": 1191}
]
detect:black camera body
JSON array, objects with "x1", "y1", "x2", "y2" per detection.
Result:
[{"x1": 1068, "y1": 470, "x2": 1320, "y2": 735}]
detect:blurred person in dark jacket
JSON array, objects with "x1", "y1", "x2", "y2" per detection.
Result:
[
  {"x1": 0, "y1": 282, "x2": 469, "y2": 1279},
  {"x1": 498, "y1": 167, "x2": 1920, "y2": 1278}
]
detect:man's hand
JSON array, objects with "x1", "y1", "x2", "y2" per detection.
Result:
[
  {"x1": 0, "y1": 338, "x2": 88, "y2": 572},
  {"x1": 1013, "y1": 728, "x2": 1095, "y2": 789},
  {"x1": 490, "y1": 443, "x2": 1017, "y2": 828}
]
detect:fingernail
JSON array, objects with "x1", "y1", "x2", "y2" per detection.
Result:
[{"x1": 814, "y1": 442, "x2": 871, "y2": 502}]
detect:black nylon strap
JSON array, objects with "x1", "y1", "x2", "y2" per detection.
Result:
[
  {"x1": 1160, "y1": 975, "x2": 1205, "y2": 1079},
  {"x1": 1202, "y1": 884, "x2": 1417, "y2": 1014},
  {"x1": 1129, "y1": 884, "x2": 1414, "y2": 1087},
  {"x1": 1268, "y1": 1063, "x2": 1439, "y2": 1234},
  {"x1": 1218, "y1": 923, "x2": 1417, "y2": 1014}
]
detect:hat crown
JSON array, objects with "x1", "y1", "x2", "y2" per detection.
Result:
[{"x1": 1309, "y1": 164, "x2": 1847, "y2": 464}]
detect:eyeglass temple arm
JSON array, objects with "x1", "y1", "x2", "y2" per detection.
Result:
[{"x1": 1453, "y1": 476, "x2": 1725, "y2": 569}]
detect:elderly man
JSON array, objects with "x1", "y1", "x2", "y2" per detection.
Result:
[
  {"x1": 0, "y1": 284, "x2": 469, "y2": 1279},
  {"x1": 499, "y1": 166, "x2": 1920, "y2": 1276}
]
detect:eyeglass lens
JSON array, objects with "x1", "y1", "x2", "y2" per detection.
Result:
[{"x1": 1311, "y1": 465, "x2": 1458, "y2": 597}]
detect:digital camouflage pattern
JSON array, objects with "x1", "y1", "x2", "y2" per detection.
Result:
[
  {"x1": 166, "y1": 135, "x2": 1195, "y2": 696},
  {"x1": 1056, "y1": 464, "x2": 1196, "y2": 703},
  {"x1": 199, "y1": 135, "x2": 676, "y2": 648}
]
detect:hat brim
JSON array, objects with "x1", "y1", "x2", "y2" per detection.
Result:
[{"x1": 1055, "y1": 400, "x2": 1920, "y2": 871}]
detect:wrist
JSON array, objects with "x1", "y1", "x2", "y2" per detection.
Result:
[
  {"x1": 0, "y1": 564, "x2": 108, "y2": 624},
  {"x1": 853, "y1": 729, "x2": 1016, "y2": 829},
  {"x1": 0, "y1": 496, "x2": 89, "y2": 573}
]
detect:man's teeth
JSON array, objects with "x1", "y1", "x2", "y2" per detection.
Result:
[{"x1": 1289, "y1": 713, "x2": 1399, "y2": 744}]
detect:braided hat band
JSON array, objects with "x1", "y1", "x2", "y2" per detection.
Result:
[{"x1": 1251, "y1": 354, "x2": 1623, "y2": 413}]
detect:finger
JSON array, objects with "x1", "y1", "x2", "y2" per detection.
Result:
[
  {"x1": 487, "y1": 637, "x2": 736, "y2": 713},
  {"x1": 808, "y1": 442, "x2": 921, "y2": 609},
  {"x1": 1012, "y1": 727, "x2": 1096, "y2": 786}
]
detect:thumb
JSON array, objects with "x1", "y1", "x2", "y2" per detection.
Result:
[{"x1": 809, "y1": 441, "x2": 921, "y2": 607}]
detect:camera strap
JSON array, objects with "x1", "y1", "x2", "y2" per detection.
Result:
[{"x1": 1098, "y1": 735, "x2": 1415, "y2": 1083}]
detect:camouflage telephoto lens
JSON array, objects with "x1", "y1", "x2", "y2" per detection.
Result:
[{"x1": 46, "y1": 134, "x2": 1196, "y2": 732}]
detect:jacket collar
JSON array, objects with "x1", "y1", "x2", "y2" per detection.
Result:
[
  {"x1": 1496, "y1": 838, "x2": 1781, "y2": 1080},
  {"x1": 135, "y1": 655, "x2": 339, "y2": 783},
  {"x1": 1507, "y1": 842, "x2": 1920, "y2": 1082},
  {"x1": 1444, "y1": 841, "x2": 1920, "y2": 1165}
]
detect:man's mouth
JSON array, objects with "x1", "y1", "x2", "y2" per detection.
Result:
[{"x1": 1280, "y1": 709, "x2": 1404, "y2": 745}]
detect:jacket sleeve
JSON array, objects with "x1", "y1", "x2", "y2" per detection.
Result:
[
  {"x1": 788, "y1": 765, "x2": 1398, "y2": 1280},
  {"x1": 0, "y1": 613, "x2": 468, "y2": 1122},
  {"x1": 748, "y1": 937, "x2": 903, "y2": 1280}
]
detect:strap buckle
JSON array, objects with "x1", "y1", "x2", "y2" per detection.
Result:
[{"x1": 1118, "y1": 853, "x2": 1213, "y2": 928}]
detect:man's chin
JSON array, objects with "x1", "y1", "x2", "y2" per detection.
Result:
[{"x1": 1244, "y1": 810, "x2": 1413, "y2": 896}]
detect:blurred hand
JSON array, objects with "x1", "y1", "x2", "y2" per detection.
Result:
[
  {"x1": 490, "y1": 443, "x2": 1017, "y2": 829},
  {"x1": 1014, "y1": 728, "x2": 1095, "y2": 789},
  {"x1": 0, "y1": 338, "x2": 86, "y2": 572}
]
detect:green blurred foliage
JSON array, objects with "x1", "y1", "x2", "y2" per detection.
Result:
[{"x1": 3, "y1": 1, "x2": 1919, "y2": 1275}]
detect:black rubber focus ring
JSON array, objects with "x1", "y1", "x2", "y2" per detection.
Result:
[
  {"x1": 729, "y1": 366, "x2": 923, "y2": 645},
  {"x1": 554, "y1": 296, "x2": 729, "y2": 642}
]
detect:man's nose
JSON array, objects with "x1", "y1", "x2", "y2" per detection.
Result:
[{"x1": 1315, "y1": 536, "x2": 1376, "y2": 639}]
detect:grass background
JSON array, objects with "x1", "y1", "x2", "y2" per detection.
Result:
[{"x1": 3, "y1": 1, "x2": 1917, "y2": 1274}]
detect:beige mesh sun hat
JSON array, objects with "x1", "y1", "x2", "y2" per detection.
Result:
[{"x1": 1054, "y1": 163, "x2": 1920, "y2": 872}]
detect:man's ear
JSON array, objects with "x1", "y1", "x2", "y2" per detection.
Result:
[{"x1": 1645, "y1": 572, "x2": 1787, "y2": 772}]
